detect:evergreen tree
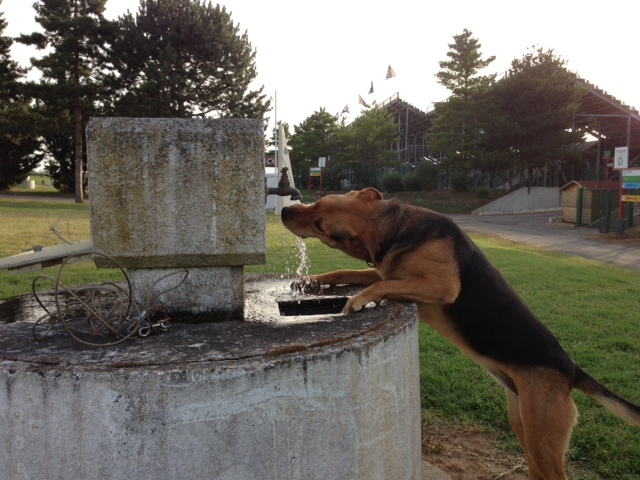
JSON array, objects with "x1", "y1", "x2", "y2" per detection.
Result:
[
  {"x1": 344, "y1": 104, "x2": 399, "y2": 187},
  {"x1": 107, "y1": 0, "x2": 269, "y2": 119},
  {"x1": 0, "y1": 3, "x2": 42, "y2": 190},
  {"x1": 17, "y1": 0, "x2": 113, "y2": 201},
  {"x1": 289, "y1": 108, "x2": 340, "y2": 168},
  {"x1": 427, "y1": 29, "x2": 496, "y2": 177},
  {"x1": 435, "y1": 29, "x2": 495, "y2": 99},
  {"x1": 486, "y1": 47, "x2": 585, "y2": 185}
]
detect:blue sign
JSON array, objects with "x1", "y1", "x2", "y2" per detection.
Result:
[{"x1": 622, "y1": 182, "x2": 640, "y2": 189}]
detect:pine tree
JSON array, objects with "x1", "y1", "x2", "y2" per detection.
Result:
[
  {"x1": 427, "y1": 29, "x2": 496, "y2": 179},
  {"x1": 106, "y1": 0, "x2": 269, "y2": 119},
  {"x1": 486, "y1": 47, "x2": 585, "y2": 185},
  {"x1": 0, "y1": 3, "x2": 42, "y2": 190},
  {"x1": 17, "y1": 0, "x2": 113, "y2": 201}
]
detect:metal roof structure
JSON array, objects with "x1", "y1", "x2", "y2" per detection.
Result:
[
  {"x1": 573, "y1": 78, "x2": 640, "y2": 165},
  {"x1": 382, "y1": 77, "x2": 640, "y2": 167},
  {"x1": 379, "y1": 93, "x2": 437, "y2": 163}
]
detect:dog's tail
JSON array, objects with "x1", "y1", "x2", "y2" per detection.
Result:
[{"x1": 573, "y1": 366, "x2": 640, "y2": 427}]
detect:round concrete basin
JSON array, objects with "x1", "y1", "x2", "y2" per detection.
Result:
[{"x1": 0, "y1": 275, "x2": 421, "y2": 479}]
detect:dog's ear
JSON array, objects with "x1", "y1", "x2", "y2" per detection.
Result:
[{"x1": 359, "y1": 188, "x2": 383, "y2": 202}]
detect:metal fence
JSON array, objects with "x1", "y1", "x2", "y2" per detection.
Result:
[{"x1": 576, "y1": 188, "x2": 634, "y2": 233}]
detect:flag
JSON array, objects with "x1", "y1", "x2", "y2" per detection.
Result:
[
  {"x1": 341, "y1": 104, "x2": 349, "y2": 115},
  {"x1": 359, "y1": 95, "x2": 369, "y2": 108},
  {"x1": 386, "y1": 65, "x2": 396, "y2": 79},
  {"x1": 368, "y1": 81, "x2": 374, "y2": 94}
]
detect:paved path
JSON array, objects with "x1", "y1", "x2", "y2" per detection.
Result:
[{"x1": 448, "y1": 212, "x2": 640, "y2": 271}]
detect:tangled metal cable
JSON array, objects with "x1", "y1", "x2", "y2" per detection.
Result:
[{"x1": 31, "y1": 252, "x2": 188, "y2": 347}]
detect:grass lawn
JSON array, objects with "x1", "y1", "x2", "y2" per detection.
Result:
[
  {"x1": 6, "y1": 174, "x2": 60, "y2": 195},
  {"x1": 1, "y1": 195, "x2": 640, "y2": 478}
]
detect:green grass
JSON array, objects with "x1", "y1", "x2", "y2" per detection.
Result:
[
  {"x1": 0, "y1": 198, "x2": 104, "y2": 298},
  {"x1": 5, "y1": 174, "x2": 61, "y2": 195},
  {"x1": 2, "y1": 196, "x2": 640, "y2": 478},
  {"x1": 386, "y1": 189, "x2": 506, "y2": 214}
]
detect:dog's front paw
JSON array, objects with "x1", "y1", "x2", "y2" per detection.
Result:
[
  {"x1": 290, "y1": 275, "x2": 322, "y2": 294},
  {"x1": 342, "y1": 294, "x2": 377, "y2": 314}
]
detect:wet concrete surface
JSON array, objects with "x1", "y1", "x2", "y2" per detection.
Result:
[
  {"x1": 448, "y1": 212, "x2": 640, "y2": 271},
  {"x1": 0, "y1": 275, "x2": 415, "y2": 370}
]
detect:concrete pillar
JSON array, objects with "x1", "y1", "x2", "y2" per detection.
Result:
[{"x1": 86, "y1": 118, "x2": 266, "y2": 320}]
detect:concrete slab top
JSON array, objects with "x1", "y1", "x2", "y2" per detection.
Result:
[{"x1": 0, "y1": 275, "x2": 416, "y2": 372}]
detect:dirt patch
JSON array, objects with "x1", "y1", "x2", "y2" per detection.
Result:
[
  {"x1": 593, "y1": 223, "x2": 640, "y2": 248},
  {"x1": 422, "y1": 415, "x2": 529, "y2": 480}
]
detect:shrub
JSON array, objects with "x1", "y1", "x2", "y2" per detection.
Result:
[
  {"x1": 414, "y1": 162, "x2": 439, "y2": 191},
  {"x1": 477, "y1": 186, "x2": 493, "y2": 199},
  {"x1": 450, "y1": 170, "x2": 469, "y2": 192},
  {"x1": 381, "y1": 172, "x2": 404, "y2": 193},
  {"x1": 401, "y1": 173, "x2": 421, "y2": 192}
]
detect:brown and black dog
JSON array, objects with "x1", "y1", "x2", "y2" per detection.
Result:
[{"x1": 281, "y1": 187, "x2": 640, "y2": 480}]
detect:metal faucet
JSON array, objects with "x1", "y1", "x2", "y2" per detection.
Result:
[{"x1": 266, "y1": 167, "x2": 302, "y2": 201}]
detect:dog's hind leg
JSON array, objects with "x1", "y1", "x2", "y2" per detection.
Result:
[
  {"x1": 506, "y1": 389, "x2": 529, "y2": 460},
  {"x1": 513, "y1": 371, "x2": 578, "y2": 480}
]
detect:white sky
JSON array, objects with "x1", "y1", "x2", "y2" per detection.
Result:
[{"x1": 2, "y1": 0, "x2": 639, "y2": 135}]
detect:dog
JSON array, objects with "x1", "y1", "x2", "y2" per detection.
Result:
[{"x1": 281, "y1": 187, "x2": 640, "y2": 480}]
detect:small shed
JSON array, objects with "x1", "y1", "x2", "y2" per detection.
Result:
[
  {"x1": 560, "y1": 181, "x2": 582, "y2": 223},
  {"x1": 560, "y1": 180, "x2": 620, "y2": 224}
]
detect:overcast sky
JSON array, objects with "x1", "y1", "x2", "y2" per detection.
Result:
[{"x1": 3, "y1": 0, "x2": 638, "y2": 135}]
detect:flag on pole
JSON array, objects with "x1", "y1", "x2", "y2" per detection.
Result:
[
  {"x1": 386, "y1": 65, "x2": 396, "y2": 79},
  {"x1": 341, "y1": 104, "x2": 349, "y2": 115},
  {"x1": 359, "y1": 95, "x2": 369, "y2": 108},
  {"x1": 368, "y1": 81, "x2": 374, "y2": 94}
]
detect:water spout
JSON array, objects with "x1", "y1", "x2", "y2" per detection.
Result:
[{"x1": 266, "y1": 167, "x2": 302, "y2": 201}]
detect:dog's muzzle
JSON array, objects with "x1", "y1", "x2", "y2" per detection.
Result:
[{"x1": 281, "y1": 206, "x2": 294, "y2": 221}]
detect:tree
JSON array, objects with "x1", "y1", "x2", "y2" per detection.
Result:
[
  {"x1": 0, "y1": 3, "x2": 42, "y2": 190},
  {"x1": 343, "y1": 104, "x2": 398, "y2": 187},
  {"x1": 426, "y1": 29, "x2": 496, "y2": 177},
  {"x1": 485, "y1": 47, "x2": 585, "y2": 185},
  {"x1": 107, "y1": 0, "x2": 269, "y2": 119},
  {"x1": 17, "y1": 0, "x2": 113, "y2": 201},
  {"x1": 289, "y1": 108, "x2": 340, "y2": 168}
]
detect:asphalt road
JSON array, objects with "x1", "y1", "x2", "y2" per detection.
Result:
[{"x1": 448, "y1": 212, "x2": 640, "y2": 271}]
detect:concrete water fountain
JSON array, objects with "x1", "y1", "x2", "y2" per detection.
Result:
[{"x1": 0, "y1": 118, "x2": 422, "y2": 479}]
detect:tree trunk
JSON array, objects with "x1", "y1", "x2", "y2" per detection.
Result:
[{"x1": 73, "y1": 53, "x2": 84, "y2": 204}]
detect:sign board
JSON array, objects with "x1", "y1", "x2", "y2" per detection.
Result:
[
  {"x1": 604, "y1": 150, "x2": 611, "y2": 159},
  {"x1": 318, "y1": 157, "x2": 326, "y2": 168},
  {"x1": 613, "y1": 146, "x2": 628, "y2": 169},
  {"x1": 622, "y1": 170, "x2": 640, "y2": 189},
  {"x1": 310, "y1": 167, "x2": 322, "y2": 177},
  {"x1": 622, "y1": 195, "x2": 640, "y2": 202}
]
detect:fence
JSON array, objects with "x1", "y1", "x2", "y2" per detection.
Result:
[{"x1": 576, "y1": 188, "x2": 634, "y2": 233}]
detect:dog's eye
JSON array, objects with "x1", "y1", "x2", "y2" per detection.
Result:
[{"x1": 314, "y1": 219, "x2": 323, "y2": 232}]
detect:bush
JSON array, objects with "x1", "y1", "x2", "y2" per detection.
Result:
[
  {"x1": 401, "y1": 173, "x2": 421, "y2": 191},
  {"x1": 450, "y1": 170, "x2": 469, "y2": 192},
  {"x1": 381, "y1": 172, "x2": 404, "y2": 193},
  {"x1": 321, "y1": 163, "x2": 349, "y2": 190},
  {"x1": 477, "y1": 186, "x2": 493, "y2": 199},
  {"x1": 414, "y1": 162, "x2": 439, "y2": 191}
]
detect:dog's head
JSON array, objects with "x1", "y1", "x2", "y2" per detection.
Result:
[{"x1": 281, "y1": 188, "x2": 383, "y2": 264}]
